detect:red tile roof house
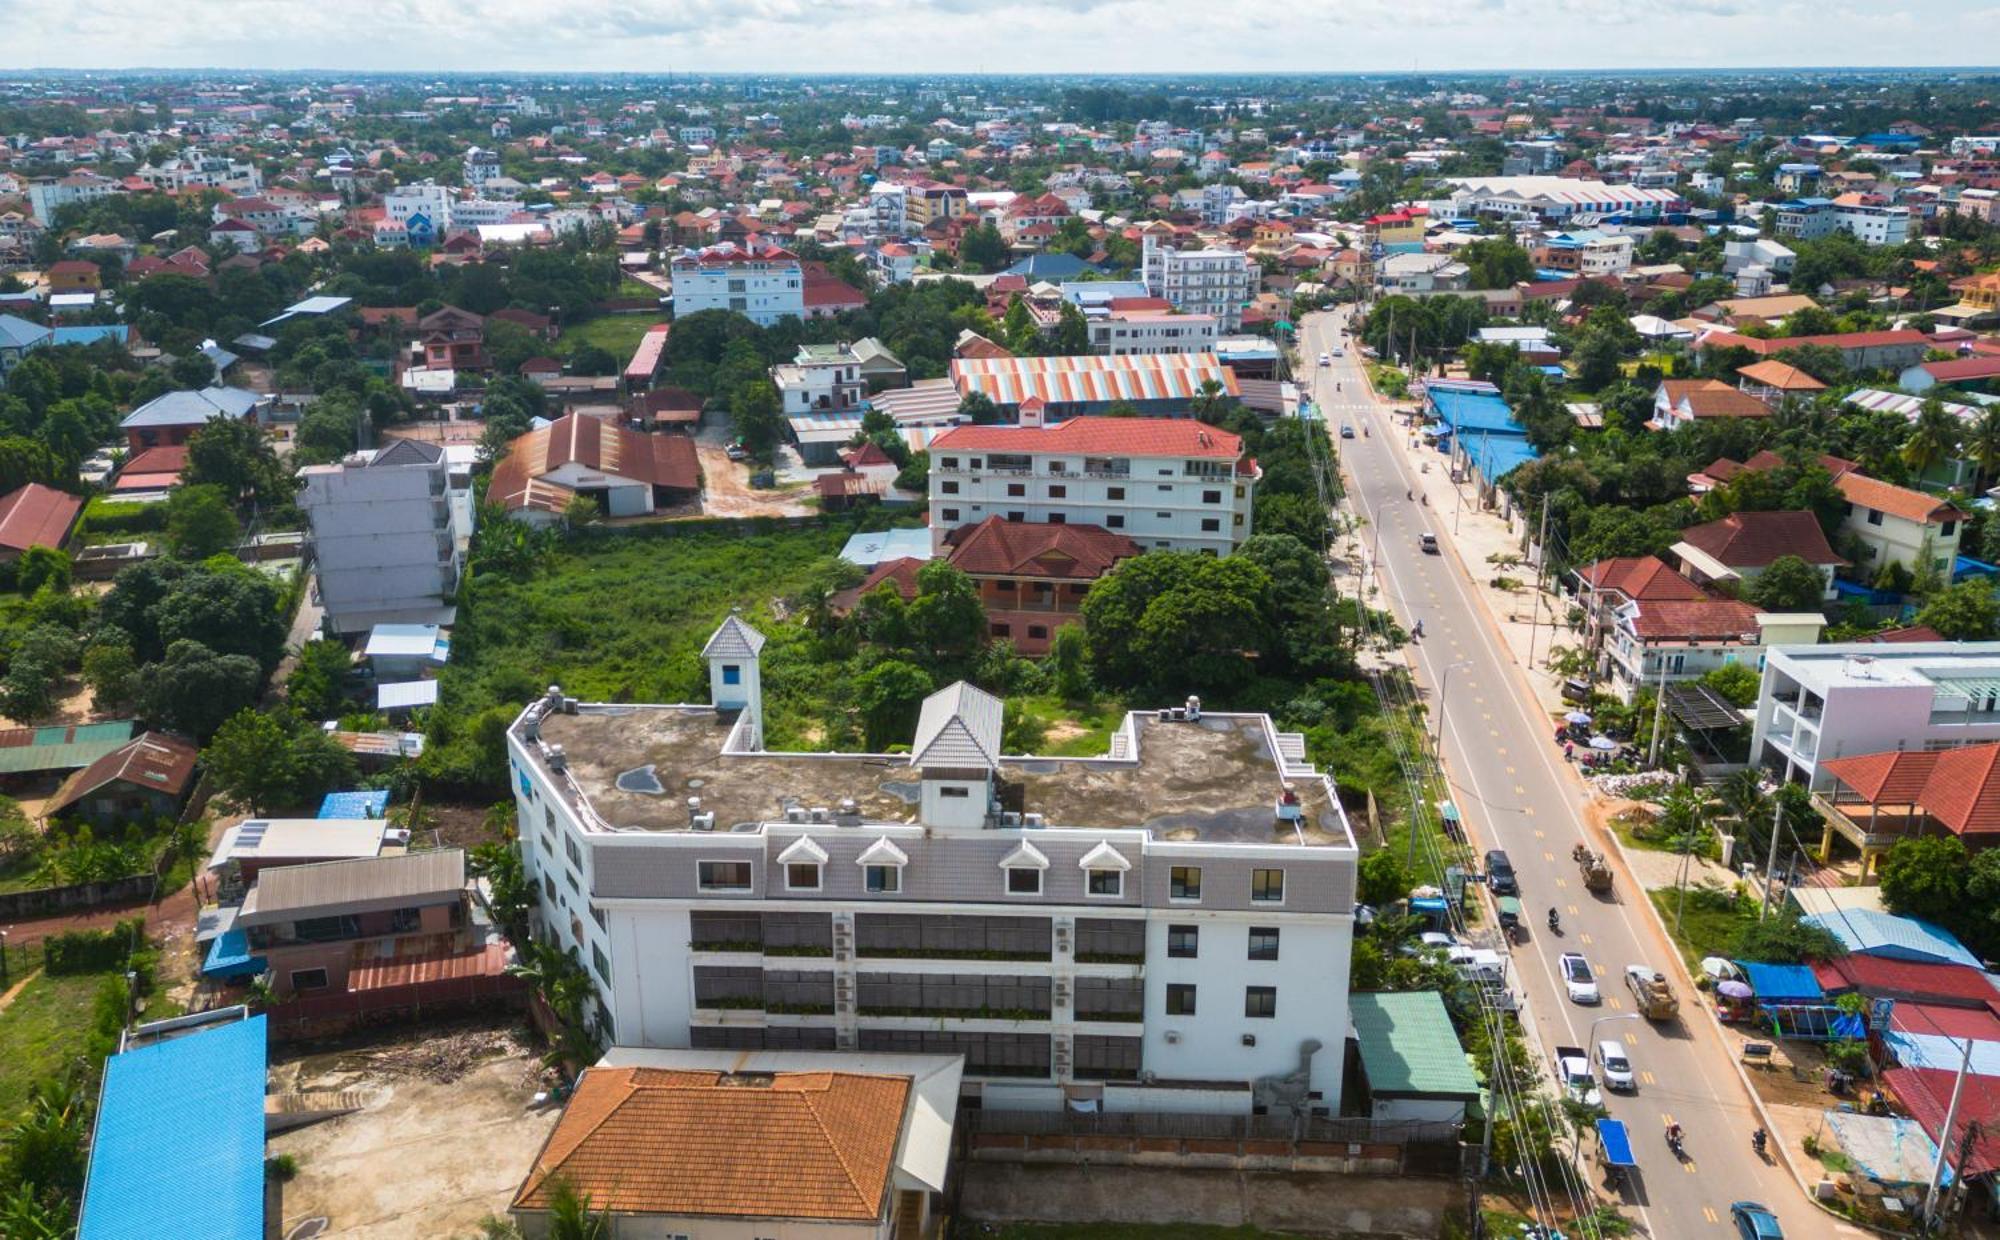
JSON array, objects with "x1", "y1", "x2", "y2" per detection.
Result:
[
  {"x1": 0, "y1": 482, "x2": 83, "y2": 563},
  {"x1": 840, "y1": 516, "x2": 1141, "y2": 656},
  {"x1": 1815, "y1": 741, "x2": 2000, "y2": 877},
  {"x1": 1669, "y1": 510, "x2": 1846, "y2": 601},
  {"x1": 1571, "y1": 554, "x2": 1707, "y2": 670},
  {"x1": 1695, "y1": 328, "x2": 1932, "y2": 374},
  {"x1": 1649, "y1": 378, "x2": 1773, "y2": 430}
]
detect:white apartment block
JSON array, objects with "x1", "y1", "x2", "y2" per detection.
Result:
[
  {"x1": 298, "y1": 439, "x2": 467, "y2": 636},
  {"x1": 384, "y1": 181, "x2": 455, "y2": 231},
  {"x1": 507, "y1": 618, "x2": 1358, "y2": 1114},
  {"x1": 1752, "y1": 642, "x2": 2000, "y2": 789},
  {"x1": 926, "y1": 417, "x2": 1257, "y2": 556},
  {"x1": 135, "y1": 156, "x2": 261, "y2": 196},
  {"x1": 26, "y1": 172, "x2": 122, "y2": 225},
  {"x1": 670, "y1": 241, "x2": 804, "y2": 326},
  {"x1": 463, "y1": 146, "x2": 502, "y2": 188},
  {"x1": 1834, "y1": 199, "x2": 1911, "y2": 247},
  {"x1": 1141, "y1": 234, "x2": 1256, "y2": 332},
  {"x1": 1087, "y1": 309, "x2": 1220, "y2": 356}
]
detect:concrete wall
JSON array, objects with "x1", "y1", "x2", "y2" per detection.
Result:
[{"x1": 958, "y1": 1163, "x2": 1457, "y2": 1240}]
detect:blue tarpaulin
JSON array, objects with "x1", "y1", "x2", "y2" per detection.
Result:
[
  {"x1": 1736, "y1": 960, "x2": 1826, "y2": 1005},
  {"x1": 318, "y1": 790, "x2": 389, "y2": 819},
  {"x1": 201, "y1": 930, "x2": 265, "y2": 980},
  {"x1": 1596, "y1": 1118, "x2": 1636, "y2": 1166}
]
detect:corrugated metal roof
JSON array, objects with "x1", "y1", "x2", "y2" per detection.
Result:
[
  {"x1": 78, "y1": 1014, "x2": 266, "y2": 1240},
  {"x1": 0, "y1": 719, "x2": 135, "y2": 774},
  {"x1": 1805, "y1": 909, "x2": 1983, "y2": 968},
  {"x1": 1348, "y1": 991, "x2": 1481, "y2": 1097},
  {"x1": 949, "y1": 353, "x2": 1239, "y2": 407},
  {"x1": 238, "y1": 849, "x2": 464, "y2": 926}
]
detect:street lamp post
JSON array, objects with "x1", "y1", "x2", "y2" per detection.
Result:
[{"x1": 1433, "y1": 660, "x2": 1474, "y2": 761}]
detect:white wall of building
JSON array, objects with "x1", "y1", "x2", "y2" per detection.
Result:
[{"x1": 928, "y1": 448, "x2": 1254, "y2": 556}]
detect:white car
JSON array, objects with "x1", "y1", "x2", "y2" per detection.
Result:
[
  {"x1": 1331, "y1": 347, "x2": 1345, "y2": 357},
  {"x1": 1560, "y1": 951, "x2": 1601, "y2": 1005},
  {"x1": 1318, "y1": 352, "x2": 1331, "y2": 366},
  {"x1": 1597, "y1": 1039, "x2": 1635, "y2": 1091}
]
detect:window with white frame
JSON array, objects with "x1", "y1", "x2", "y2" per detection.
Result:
[
  {"x1": 864, "y1": 864, "x2": 901, "y2": 893},
  {"x1": 697, "y1": 860, "x2": 752, "y2": 891},
  {"x1": 786, "y1": 862, "x2": 822, "y2": 891},
  {"x1": 1087, "y1": 868, "x2": 1122, "y2": 897},
  {"x1": 1006, "y1": 867, "x2": 1042, "y2": 895}
]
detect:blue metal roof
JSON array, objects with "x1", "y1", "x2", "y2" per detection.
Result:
[
  {"x1": 318, "y1": 789, "x2": 390, "y2": 819},
  {"x1": 1734, "y1": 960, "x2": 1825, "y2": 1004},
  {"x1": 1884, "y1": 1031, "x2": 2000, "y2": 1078},
  {"x1": 1806, "y1": 910, "x2": 1982, "y2": 968},
  {"x1": 201, "y1": 929, "x2": 266, "y2": 979},
  {"x1": 79, "y1": 1014, "x2": 267, "y2": 1240}
]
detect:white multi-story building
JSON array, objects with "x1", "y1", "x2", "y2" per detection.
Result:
[
  {"x1": 866, "y1": 182, "x2": 908, "y2": 236},
  {"x1": 1752, "y1": 642, "x2": 2000, "y2": 789},
  {"x1": 1833, "y1": 196, "x2": 1912, "y2": 247},
  {"x1": 1086, "y1": 309, "x2": 1220, "y2": 356},
  {"x1": 298, "y1": 439, "x2": 468, "y2": 635},
  {"x1": 669, "y1": 240, "x2": 804, "y2": 326},
  {"x1": 384, "y1": 181, "x2": 455, "y2": 233},
  {"x1": 507, "y1": 618, "x2": 1357, "y2": 1114},
  {"x1": 26, "y1": 171, "x2": 122, "y2": 225},
  {"x1": 1141, "y1": 234, "x2": 1257, "y2": 332},
  {"x1": 463, "y1": 146, "x2": 502, "y2": 189},
  {"x1": 773, "y1": 347, "x2": 867, "y2": 418},
  {"x1": 134, "y1": 156, "x2": 262, "y2": 196},
  {"x1": 679, "y1": 126, "x2": 717, "y2": 146},
  {"x1": 926, "y1": 417, "x2": 1257, "y2": 556}
]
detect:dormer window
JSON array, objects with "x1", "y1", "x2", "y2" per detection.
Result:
[
  {"x1": 856, "y1": 837, "x2": 907, "y2": 895},
  {"x1": 1079, "y1": 841, "x2": 1130, "y2": 898},
  {"x1": 1000, "y1": 839, "x2": 1049, "y2": 896},
  {"x1": 778, "y1": 835, "x2": 826, "y2": 892}
]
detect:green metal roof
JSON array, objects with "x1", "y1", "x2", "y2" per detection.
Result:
[
  {"x1": 1348, "y1": 991, "x2": 1481, "y2": 1098},
  {"x1": 0, "y1": 720, "x2": 136, "y2": 774}
]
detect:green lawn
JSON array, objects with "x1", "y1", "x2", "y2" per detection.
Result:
[
  {"x1": 1013, "y1": 694, "x2": 1128, "y2": 757},
  {"x1": 0, "y1": 969, "x2": 114, "y2": 1118},
  {"x1": 559, "y1": 312, "x2": 664, "y2": 364},
  {"x1": 1648, "y1": 883, "x2": 1755, "y2": 970}
]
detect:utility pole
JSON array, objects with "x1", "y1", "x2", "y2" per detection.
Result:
[
  {"x1": 1761, "y1": 795, "x2": 1784, "y2": 920},
  {"x1": 1923, "y1": 1035, "x2": 1974, "y2": 1230},
  {"x1": 1646, "y1": 654, "x2": 1670, "y2": 768},
  {"x1": 1527, "y1": 500, "x2": 1551, "y2": 670}
]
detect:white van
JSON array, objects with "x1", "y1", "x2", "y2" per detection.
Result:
[{"x1": 1597, "y1": 1039, "x2": 1635, "y2": 1091}]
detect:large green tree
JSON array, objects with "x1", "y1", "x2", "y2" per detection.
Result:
[
  {"x1": 203, "y1": 707, "x2": 358, "y2": 813},
  {"x1": 1745, "y1": 555, "x2": 1828, "y2": 613}
]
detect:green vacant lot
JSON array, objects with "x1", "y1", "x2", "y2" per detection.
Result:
[
  {"x1": 0, "y1": 968, "x2": 113, "y2": 1117},
  {"x1": 560, "y1": 312, "x2": 663, "y2": 365}
]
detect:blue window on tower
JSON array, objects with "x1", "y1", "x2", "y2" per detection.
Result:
[{"x1": 722, "y1": 665, "x2": 741, "y2": 685}]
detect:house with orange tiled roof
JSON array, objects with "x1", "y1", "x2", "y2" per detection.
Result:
[
  {"x1": 1818, "y1": 742, "x2": 2000, "y2": 876},
  {"x1": 511, "y1": 1048, "x2": 962, "y2": 1240}
]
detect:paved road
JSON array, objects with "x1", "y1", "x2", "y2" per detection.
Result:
[{"x1": 1299, "y1": 307, "x2": 1853, "y2": 1238}]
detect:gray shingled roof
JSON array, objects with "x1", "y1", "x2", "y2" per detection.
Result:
[
  {"x1": 119, "y1": 386, "x2": 260, "y2": 429},
  {"x1": 701, "y1": 614, "x2": 767, "y2": 659},
  {"x1": 909, "y1": 681, "x2": 1003, "y2": 770}
]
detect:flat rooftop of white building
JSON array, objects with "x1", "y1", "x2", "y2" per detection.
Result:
[
  {"x1": 530, "y1": 704, "x2": 1347, "y2": 848},
  {"x1": 1772, "y1": 641, "x2": 2000, "y2": 692}
]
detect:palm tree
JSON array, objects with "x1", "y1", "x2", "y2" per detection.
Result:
[
  {"x1": 543, "y1": 1179, "x2": 609, "y2": 1240},
  {"x1": 1190, "y1": 378, "x2": 1231, "y2": 422},
  {"x1": 1966, "y1": 405, "x2": 2000, "y2": 489},
  {"x1": 1902, "y1": 397, "x2": 1962, "y2": 479}
]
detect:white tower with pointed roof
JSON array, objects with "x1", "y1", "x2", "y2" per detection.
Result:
[
  {"x1": 702, "y1": 612, "x2": 766, "y2": 749},
  {"x1": 910, "y1": 681, "x2": 1003, "y2": 830}
]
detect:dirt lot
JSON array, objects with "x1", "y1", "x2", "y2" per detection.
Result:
[
  {"x1": 695, "y1": 421, "x2": 817, "y2": 517},
  {"x1": 268, "y1": 1020, "x2": 561, "y2": 1240}
]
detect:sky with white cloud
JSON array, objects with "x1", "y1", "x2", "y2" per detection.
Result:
[{"x1": 2, "y1": 0, "x2": 1994, "y2": 73}]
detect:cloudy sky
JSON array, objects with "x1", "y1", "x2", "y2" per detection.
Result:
[{"x1": 5, "y1": 0, "x2": 1995, "y2": 73}]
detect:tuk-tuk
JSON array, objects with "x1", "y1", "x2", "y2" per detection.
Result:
[{"x1": 1496, "y1": 896, "x2": 1523, "y2": 941}]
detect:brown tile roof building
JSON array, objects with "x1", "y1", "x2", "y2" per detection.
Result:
[
  {"x1": 942, "y1": 516, "x2": 1141, "y2": 579},
  {"x1": 1624, "y1": 596, "x2": 1763, "y2": 640},
  {"x1": 1575, "y1": 555, "x2": 1706, "y2": 603},
  {"x1": 1657, "y1": 378, "x2": 1772, "y2": 420},
  {"x1": 1677, "y1": 510, "x2": 1846, "y2": 570},
  {"x1": 1823, "y1": 742, "x2": 2000, "y2": 840},
  {"x1": 1736, "y1": 360, "x2": 1828, "y2": 392},
  {"x1": 514, "y1": 1067, "x2": 910, "y2": 1222},
  {"x1": 487, "y1": 414, "x2": 700, "y2": 517}
]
